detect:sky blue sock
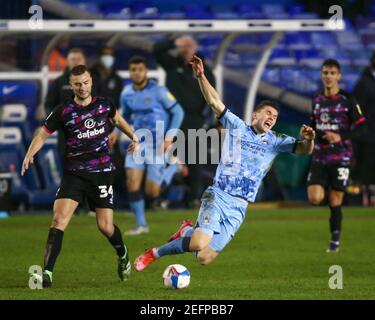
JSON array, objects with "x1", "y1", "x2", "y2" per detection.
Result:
[
  {"x1": 129, "y1": 199, "x2": 147, "y2": 227},
  {"x1": 157, "y1": 236, "x2": 192, "y2": 257},
  {"x1": 183, "y1": 227, "x2": 193, "y2": 237}
]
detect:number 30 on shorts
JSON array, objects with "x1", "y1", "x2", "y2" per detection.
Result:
[
  {"x1": 98, "y1": 185, "x2": 113, "y2": 198},
  {"x1": 337, "y1": 168, "x2": 350, "y2": 181}
]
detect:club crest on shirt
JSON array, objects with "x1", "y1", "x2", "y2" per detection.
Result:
[
  {"x1": 320, "y1": 112, "x2": 330, "y2": 123},
  {"x1": 203, "y1": 215, "x2": 210, "y2": 224},
  {"x1": 84, "y1": 118, "x2": 96, "y2": 129}
]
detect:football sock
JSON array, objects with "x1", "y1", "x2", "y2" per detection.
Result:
[
  {"x1": 128, "y1": 191, "x2": 147, "y2": 227},
  {"x1": 44, "y1": 227, "x2": 64, "y2": 273},
  {"x1": 329, "y1": 206, "x2": 342, "y2": 242},
  {"x1": 147, "y1": 196, "x2": 159, "y2": 210},
  {"x1": 107, "y1": 225, "x2": 126, "y2": 257},
  {"x1": 155, "y1": 237, "x2": 192, "y2": 258}
]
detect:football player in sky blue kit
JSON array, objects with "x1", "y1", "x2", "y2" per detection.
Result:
[
  {"x1": 116, "y1": 56, "x2": 184, "y2": 235},
  {"x1": 134, "y1": 56, "x2": 316, "y2": 271}
]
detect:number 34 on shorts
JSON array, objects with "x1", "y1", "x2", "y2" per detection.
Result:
[
  {"x1": 98, "y1": 185, "x2": 113, "y2": 204},
  {"x1": 337, "y1": 168, "x2": 349, "y2": 181}
]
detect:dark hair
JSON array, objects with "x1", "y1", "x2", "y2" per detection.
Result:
[
  {"x1": 100, "y1": 46, "x2": 113, "y2": 55},
  {"x1": 128, "y1": 55, "x2": 147, "y2": 67},
  {"x1": 68, "y1": 47, "x2": 85, "y2": 56},
  {"x1": 254, "y1": 100, "x2": 280, "y2": 113},
  {"x1": 69, "y1": 65, "x2": 91, "y2": 78},
  {"x1": 321, "y1": 59, "x2": 341, "y2": 72}
]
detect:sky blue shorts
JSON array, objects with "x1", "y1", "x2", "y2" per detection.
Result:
[
  {"x1": 195, "y1": 186, "x2": 248, "y2": 252},
  {"x1": 125, "y1": 152, "x2": 165, "y2": 185}
]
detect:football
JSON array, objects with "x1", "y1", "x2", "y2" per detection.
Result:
[{"x1": 162, "y1": 264, "x2": 190, "y2": 289}]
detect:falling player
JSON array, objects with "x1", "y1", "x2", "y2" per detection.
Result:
[
  {"x1": 307, "y1": 59, "x2": 367, "y2": 252},
  {"x1": 134, "y1": 55, "x2": 315, "y2": 271},
  {"x1": 22, "y1": 65, "x2": 139, "y2": 287}
]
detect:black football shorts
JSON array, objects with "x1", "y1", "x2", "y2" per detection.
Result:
[
  {"x1": 56, "y1": 171, "x2": 114, "y2": 210},
  {"x1": 307, "y1": 162, "x2": 350, "y2": 192}
]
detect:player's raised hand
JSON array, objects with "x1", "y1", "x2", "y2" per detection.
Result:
[
  {"x1": 190, "y1": 55, "x2": 204, "y2": 78},
  {"x1": 127, "y1": 140, "x2": 140, "y2": 154},
  {"x1": 21, "y1": 156, "x2": 34, "y2": 176},
  {"x1": 300, "y1": 124, "x2": 315, "y2": 141}
]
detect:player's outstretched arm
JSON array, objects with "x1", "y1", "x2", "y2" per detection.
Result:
[
  {"x1": 190, "y1": 55, "x2": 225, "y2": 117},
  {"x1": 21, "y1": 128, "x2": 50, "y2": 176},
  {"x1": 111, "y1": 110, "x2": 139, "y2": 152},
  {"x1": 295, "y1": 125, "x2": 315, "y2": 155}
]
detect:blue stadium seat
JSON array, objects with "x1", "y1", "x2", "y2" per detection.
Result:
[
  {"x1": 36, "y1": 132, "x2": 62, "y2": 189},
  {"x1": 311, "y1": 32, "x2": 338, "y2": 49},
  {"x1": 233, "y1": 34, "x2": 273, "y2": 46},
  {"x1": 303, "y1": 67, "x2": 321, "y2": 82},
  {"x1": 287, "y1": 3, "x2": 305, "y2": 15},
  {"x1": 210, "y1": 5, "x2": 240, "y2": 20},
  {"x1": 0, "y1": 127, "x2": 37, "y2": 206},
  {"x1": 294, "y1": 49, "x2": 323, "y2": 68},
  {"x1": 29, "y1": 132, "x2": 62, "y2": 206},
  {"x1": 287, "y1": 4, "x2": 318, "y2": 19},
  {"x1": 184, "y1": 4, "x2": 214, "y2": 20},
  {"x1": 100, "y1": 2, "x2": 132, "y2": 19},
  {"x1": 241, "y1": 51, "x2": 261, "y2": 67},
  {"x1": 224, "y1": 50, "x2": 242, "y2": 68},
  {"x1": 349, "y1": 49, "x2": 371, "y2": 67},
  {"x1": 0, "y1": 104, "x2": 33, "y2": 145},
  {"x1": 269, "y1": 48, "x2": 296, "y2": 66},
  {"x1": 342, "y1": 73, "x2": 360, "y2": 92},
  {"x1": 75, "y1": 2, "x2": 101, "y2": 15},
  {"x1": 234, "y1": 4, "x2": 265, "y2": 19},
  {"x1": 159, "y1": 4, "x2": 185, "y2": 19},
  {"x1": 279, "y1": 67, "x2": 319, "y2": 94},
  {"x1": 335, "y1": 31, "x2": 363, "y2": 50},
  {"x1": 0, "y1": 81, "x2": 39, "y2": 131},
  {"x1": 284, "y1": 32, "x2": 312, "y2": 50},
  {"x1": 197, "y1": 34, "x2": 223, "y2": 50},
  {"x1": 131, "y1": 1, "x2": 159, "y2": 19},
  {"x1": 321, "y1": 47, "x2": 352, "y2": 65},
  {"x1": 261, "y1": 4, "x2": 289, "y2": 19},
  {"x1": 262, "y1": 67, "x2": 281, "y2": 85}
]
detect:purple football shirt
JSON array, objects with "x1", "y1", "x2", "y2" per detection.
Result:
[{"x1": 44, "y1": 96, "x2": 116, "y2": 172}]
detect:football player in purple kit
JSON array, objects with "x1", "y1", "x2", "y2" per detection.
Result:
[
  {"x1": 307, "y1": 59, "x2": 367, "y2": 252},
  {"x1": 22, "y1": 65, "x2": 139, "y2": 287}
]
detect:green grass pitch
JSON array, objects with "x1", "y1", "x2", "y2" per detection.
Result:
[{"x1": 1, "y1": 207, "x2": 374, "y2": 300}]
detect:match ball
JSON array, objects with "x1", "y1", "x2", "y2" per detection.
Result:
[{"x1": 162, "y1": 264, "x2": 190, "y2": 289}]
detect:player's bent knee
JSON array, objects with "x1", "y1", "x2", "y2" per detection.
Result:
[
  {"x1": 197, "y1": 251, "x2": 217, "y2": 266},
  {"x1": 189, "y1": 238, "x2": 210, "y2": 252},
  {"x1": 97, "y1": 222, "x2": 114, "y2": 236},
  {"x1": 51, "y1": 213, "x2": 69, "y2": 230},
  {"x1": 329, "y1": 197, "x2": 343, "y2": 207},
  {"x1": 308, "y1": 195, "x2": 323, "y2": 206}
]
